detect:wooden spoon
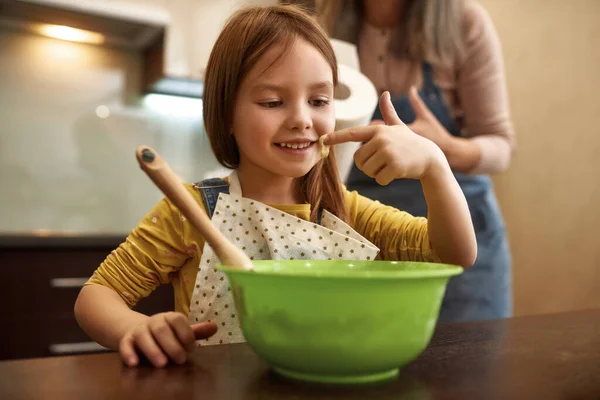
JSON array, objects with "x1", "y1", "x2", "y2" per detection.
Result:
[{"x1": 136, "y1": 146, "x2": 253, "y2": 271}]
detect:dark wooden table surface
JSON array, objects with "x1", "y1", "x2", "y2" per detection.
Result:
[{"x1": 2, "y1": 309, "x2": 599, "y2": 400}]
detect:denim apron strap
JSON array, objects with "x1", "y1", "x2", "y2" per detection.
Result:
[
  {"x1": 421, "y1": 62, "x2": 436, "y2": 94},
  {"x1": 193, "y1": 178, "x2": 230, "y2": 218}
]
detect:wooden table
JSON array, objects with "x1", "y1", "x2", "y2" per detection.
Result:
[{"x1": 2, "y1": 309, "x2": 599, "y2": 399}]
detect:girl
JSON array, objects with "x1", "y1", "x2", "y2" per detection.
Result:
[{"x1": 74, "y1": 4, "x2": 476, "y2": 369}]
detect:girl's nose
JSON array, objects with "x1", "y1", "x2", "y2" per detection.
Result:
[{"x1": 286, "y1": 104, "x2": 313, "y2": 132}]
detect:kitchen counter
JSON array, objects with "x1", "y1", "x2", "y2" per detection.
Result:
[
  {"x1": 0, "y1": 233, "x2": 127, "y2": 248},
  {"x1": 1, "y1": 309, "x2": 599, "y2": 399}
]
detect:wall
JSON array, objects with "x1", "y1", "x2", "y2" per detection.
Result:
[
  {"x1": 0, "y1": 30, "x2": 211, "y2": 233},
  {"x1": 0, "y1": 0, "x2": 276, "y2": 234},
  {"x1": 90, "y1": 0, "x2": 278, "y2": 79},
  {"x1": 478, "y1": 0, "x2": 600, "y2": 315}
]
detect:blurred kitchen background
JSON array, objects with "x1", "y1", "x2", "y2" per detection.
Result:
[{"x1": 0, "y1": 0, "x2": 598, "y2": 359}]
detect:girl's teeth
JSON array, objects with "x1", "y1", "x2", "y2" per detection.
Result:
[{"x1": 279, "y1": 143, "x2": 311, "y2": 149}]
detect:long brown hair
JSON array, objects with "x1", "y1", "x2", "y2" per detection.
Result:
[
  {"x1": 300, "y1": 0, "x2": 465, "y2": 67},
  {"x1": 203, "y1": 4, "x2": 348, "y2": 223}
]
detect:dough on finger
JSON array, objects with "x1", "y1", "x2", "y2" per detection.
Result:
[{"x1": 319, "y1": 135, "x2": 330, "y2": 159}]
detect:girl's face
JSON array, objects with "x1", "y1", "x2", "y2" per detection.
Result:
[{"x1": 231, "y1": 38, "x2": 335, "y2": 180}]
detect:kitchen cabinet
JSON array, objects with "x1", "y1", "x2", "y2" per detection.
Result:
[{"x1": 0, "y1": 235, "x2": 174, "y2": 360}]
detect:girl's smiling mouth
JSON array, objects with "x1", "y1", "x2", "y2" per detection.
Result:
[{"x1": 274, "y1": 139, "x2": 317, "y2": 153}]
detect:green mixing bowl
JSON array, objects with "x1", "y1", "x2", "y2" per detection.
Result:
[{"x1": 217, "y1": 260, "x2": 462, "y2": 384}]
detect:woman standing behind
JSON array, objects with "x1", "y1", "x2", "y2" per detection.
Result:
[{"x1": 316, "y1": 0, "x2": 516, "y2": 323}]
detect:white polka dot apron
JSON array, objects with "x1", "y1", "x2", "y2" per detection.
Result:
[{"x1": 188, "y1": 171, "x2": 380, "y2": 345}]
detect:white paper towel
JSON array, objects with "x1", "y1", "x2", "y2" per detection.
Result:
[
  {"x1": 334, "y1": 64, "x2": 378, "y2": 131},
  {"x1": 332, "y1": 62, "x2": 379, "y2": 184},
  {"x1": 330, "y1": 38, "x2": 360, "y2": 70}
]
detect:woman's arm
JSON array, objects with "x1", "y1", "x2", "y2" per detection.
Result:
[{"x1": 455, "y1": 2, "x2": 516, "y2": 174}]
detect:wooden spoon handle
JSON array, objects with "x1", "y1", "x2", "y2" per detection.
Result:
[{"x1": 136, "y1": 146, "x2": 253, "y2": 270}]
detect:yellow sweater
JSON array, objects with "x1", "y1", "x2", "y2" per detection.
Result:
[{"x1": 87, "y1": 184, "x2": 440, "y2": 315}]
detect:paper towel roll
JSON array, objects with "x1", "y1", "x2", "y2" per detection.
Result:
[
  {"x1": 333, "y1": 63, "x2": 379, "y2": 183},
  {"x1": 330, "y1": 38, "x2": 360, "y2": 70},
  {"x1": 334, "y1": 64, "x2": 378, "y2": 130}
]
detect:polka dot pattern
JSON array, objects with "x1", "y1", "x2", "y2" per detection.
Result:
[{"x1": 188, "y1": 192, "x2": 379, "y2": 346}]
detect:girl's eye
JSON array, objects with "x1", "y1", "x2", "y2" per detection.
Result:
[
  {"x1": 260, "y1": 101, "x2": 282, "y2": 108},
  {"x1": 310, "y1": 99, "x2": 330, "y2": 107}
]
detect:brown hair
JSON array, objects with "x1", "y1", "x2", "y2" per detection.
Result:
[
  {"x1": 203, "y1": 4, "x2": 348, "y2": 223},
  {"x1": 305, "y1": 0, "x2": 465, "y2": 67}
]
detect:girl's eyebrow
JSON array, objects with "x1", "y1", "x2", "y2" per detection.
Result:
[
  {"x1": 251, "y1": 81, "x2": 333, "y2": 93},
  {"x1": 309, "y1": 81, "x2": 334, "y2": 90}
]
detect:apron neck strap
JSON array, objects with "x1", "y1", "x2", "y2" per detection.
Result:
[
  {"x1": 421, "y1": 62, "x2": 436, "y2": 94},
  {"x1": 227, "y1": 170, "x2": 243, "y2": 196}
]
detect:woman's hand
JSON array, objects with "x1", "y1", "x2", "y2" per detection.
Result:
[
  {"x1": 119, "y1": 312, "x2": 217, "y2": 368},
  {"x1": 406, "y1": 86, "x2": 482, "y2": 172},
  {"x1": 406, "y1": 86, "x2": 454, "y2": 152}
]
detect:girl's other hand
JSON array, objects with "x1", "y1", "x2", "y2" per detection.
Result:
[{"x1": 119, "y1": 312, "x2": 217, "y2": 368}]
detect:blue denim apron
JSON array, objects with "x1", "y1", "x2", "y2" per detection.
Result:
[{"x1": 346, "y1": 63, "x2": 512, "y2": 323}]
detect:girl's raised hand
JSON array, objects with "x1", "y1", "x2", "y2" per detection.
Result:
[{"x1": 324, "y1": 91, "x2": 446, "y2": 186}]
